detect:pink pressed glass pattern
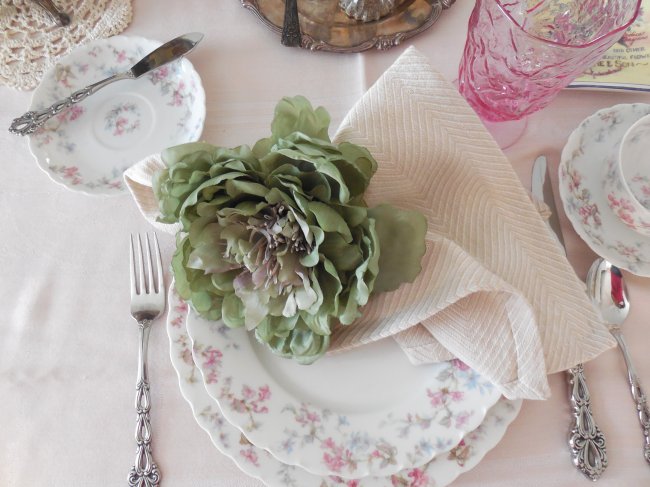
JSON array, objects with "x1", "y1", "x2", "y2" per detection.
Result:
[{"x1": 458, "y1": 0, "x2": 641, "y2": 123}]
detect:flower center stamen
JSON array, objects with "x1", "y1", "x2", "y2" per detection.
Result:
[{"x1": 237, "y1": 203, "x2": 312, "y2": 287}]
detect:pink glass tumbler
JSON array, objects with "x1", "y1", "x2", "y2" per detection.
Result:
[{"x1": 458, "y1": 0, "x2": 641, "y2": 147}]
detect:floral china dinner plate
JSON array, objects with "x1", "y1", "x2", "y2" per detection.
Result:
[
  {"x1": 186, "y1": 297, "x2": 502, "y2": 478},
  {"x1": 168, "y1": 287, "x2": 522, "y2": 487},
  {"x1": 559, "y1": 103, "x2": 650, "y2": 276},
  {"x1": 27, "y1": 35, "x2": 205, "y2": 196}
]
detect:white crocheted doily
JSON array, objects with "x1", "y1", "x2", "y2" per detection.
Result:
[{"x1": 0, "y1": 0, "x2": 132, "y2": 91}]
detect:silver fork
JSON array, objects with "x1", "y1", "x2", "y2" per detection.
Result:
[{"x1": 128, "y1": 233, "x2": 164, "y2": 487}]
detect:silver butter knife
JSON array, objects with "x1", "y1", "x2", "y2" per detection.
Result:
[
  {"x1": 531, "y1": 155, "x2": 608, "y2": 481},
  {"x1": 9, "y1": 32, "x2": 204, "y2": 136}
]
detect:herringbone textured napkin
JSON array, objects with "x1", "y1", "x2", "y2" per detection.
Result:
[{"x1": 125, "y1": 47, "x2": 615, "y2": 400}]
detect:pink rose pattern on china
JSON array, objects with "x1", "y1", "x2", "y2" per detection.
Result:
[
  {"x1": 30, "y1": 43, "x2": 197, "y2": 191},
  {"x1": 605, "y1": 154, "x2": 650, "y2": 232},
  {"x1": 168, "y1": 288, "x2": 519, "y2": 486},
  {"x1": 630, "y1": 174, "x2": 650, "y2": 209},
  {"x1": 268, "y1": 358, "x2": 485, "y2": 476},
  {"x1": 606, "y1": 192, "x2": 650, "y2": 231},
  {"x1": 104, "y1": 102, "x2": 141, "y2": 136},
  {"x1": 147, "y1": 64, "x2": 197, "y2": 130},
  {"x1": 561, "y1": 106, "x2": 650, "y2": 270},
  {"x1": 190, "y1": 301, "x2": 494, "y2": 477},
  {"x1": 48, "y1": 165, "x2": 124, "y2": 190},
  {"x1": 563, "y1": 161, "x2": 644, "y2": 265},
  {"x1": 193, "y1": 331, "x2": 271, "y2": 432}
]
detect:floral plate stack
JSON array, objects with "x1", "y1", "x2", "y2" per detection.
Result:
[{"x1": 167, "y1": 287, "x2": 522, "y2": 487}]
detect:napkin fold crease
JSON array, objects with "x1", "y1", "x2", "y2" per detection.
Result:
[{"x1": 125, "y1": 47, "x2": 615, "y2": 400}]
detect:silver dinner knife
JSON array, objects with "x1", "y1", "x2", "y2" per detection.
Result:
[
  {"x1": 531, "y1": 155, "x2": 608, "y2": 481},
  {"x1": 9, "y1": 32, "x2": 204, "y2": 136}
]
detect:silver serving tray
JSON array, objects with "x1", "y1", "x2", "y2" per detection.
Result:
[{"x1": 241, "y1": 0, "x2": 455, "y2": 53}]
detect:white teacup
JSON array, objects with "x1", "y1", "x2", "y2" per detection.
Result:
[{"x1": 605, "y1": 114, "x2": 650, "y2": 236}]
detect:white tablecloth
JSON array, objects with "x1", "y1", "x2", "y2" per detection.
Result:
[{"x1": 1, "y1": 1, "x2": 650, "y2": 486}]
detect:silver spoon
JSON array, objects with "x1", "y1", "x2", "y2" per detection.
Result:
[
  {"x1": 586, "y1": 258, "x2": 650, "y2": 464},
  {"x1": 32, "y1": 0, "x2": 71, "y2": 27}
]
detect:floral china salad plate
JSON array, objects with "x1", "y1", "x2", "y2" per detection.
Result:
[
  {"x1": 186, "y1": 296, "x2": 501, "y2": 478},
  {"x1": 168, "y1": 287, "x2": 522, "y2": 487},
  {"x1": 27, "y1": 35, "x2": 205, "y2": 196},
  {"x1": 559, "y1": 103, "x2": 650, "y2": 276}
]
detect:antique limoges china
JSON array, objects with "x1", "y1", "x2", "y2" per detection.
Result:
[
  {"x1": 604, "y1": 114, "x2": 650, "y2": 236},
  {"x1": 184, "y1": 289, "x2": 502, "y2": 478},
  {"x1": 559, "y1": 103, "x2": 650, "y2": 276},
  {"x1": 168, "y1": 287, "x2": 522, "y2": 486},
  {"x1": 27, "y1": 36, "x2": 205, "y2": 196}
]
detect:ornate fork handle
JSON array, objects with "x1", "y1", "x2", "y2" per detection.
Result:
[
  {"x1": 567, "y1": 364, "x2": 607, "y2": 481},
  {"x1": 8, "y1": 72, "x2": 133, "y2": 136},
  {"x1": 610, "y1": 328, "x2": 650, "y2": 464},
  {"x1": 128, "y1": 321, "x2": 161, "y2": 487}
]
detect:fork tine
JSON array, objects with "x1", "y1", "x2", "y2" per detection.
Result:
[
  {"x1": 136, "y1": 234, "x2": 146, "y2": 295},
  {"x1": 144, "y1": 233, "x2": 154, "y2": 295},
  {"x1": 153, "y1": 233, "x2": 163, "y2": 294},
  {"x1": 129, "y1": 234, "x2": 138, "y2": 296}
]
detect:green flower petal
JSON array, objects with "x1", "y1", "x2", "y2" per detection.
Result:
[
  {"x1": 222, "y1": 293, "x2": 245, "y2": 328},
  {"x1": 369, "y1": 204, "x2": 428, "y2": 293},
  {"x1": 271, "y1": 96, "x2": 331, "y2": 142},
  {"x1": 320, "y1": 233, "x2": 362, "y2": 272},
  {"x1": 162, "y1": 141, "x2": 217, "y2": 166},
  {"x1": 308, "y1": 201, "x2": 352, "y2": 242}
]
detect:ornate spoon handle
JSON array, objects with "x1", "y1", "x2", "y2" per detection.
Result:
[
  {"x1": 629, "y1": 372, "x2": 650, "y2": 463},
  {"x1": 128, "y1": 322, "x2": 161, "y2": 487},
  {"x1": 610, "y1": 328, "x2": 650, "y2": 463},
  {"x1": 567, "y1": 364, "x2": 607, "y2": 480},
  {"x1": 8, "y1": 72, "x2": 133, "y2": 136},
  {"x1": 32, "y1": 0, "x2": 71, "y2": 26},
  {"x1": 281, "y1": 0, "x2": 301, "y2": 47}
]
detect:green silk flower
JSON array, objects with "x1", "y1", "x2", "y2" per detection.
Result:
[{"x1": 154, "y1": 96, "x2": 426, "y2": 364}]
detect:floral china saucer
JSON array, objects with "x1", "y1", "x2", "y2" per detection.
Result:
[
  {"x1": 186, "y1": 295, "x2": 501, "y2": 478},
  {"x1": 168, "y1": 287, "x2": 522, "y2": 487},
  {"x1": 559, "y1": 103, "x2": 650, "y2": 276},
  {"x1": 28, "y1": 35, "x2": 205, "y2": 196}
]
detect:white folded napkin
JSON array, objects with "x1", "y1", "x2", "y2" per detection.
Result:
[{"x1": 125, "y1": 47, "x2": 615, "y2": 400}]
